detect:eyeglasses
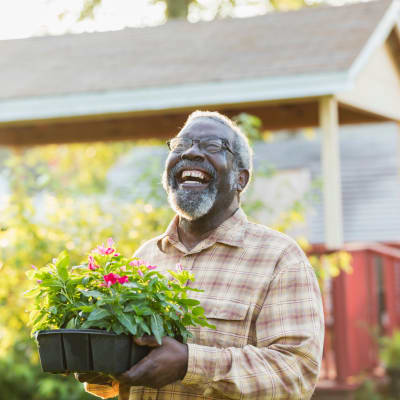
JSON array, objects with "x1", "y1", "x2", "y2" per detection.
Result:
[{"x1": 166, "y1": 137, "x2": 234, "y2": 156}]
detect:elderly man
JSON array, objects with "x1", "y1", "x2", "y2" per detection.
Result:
[{"x1": 79, "y1": 111, "x2": 324, "y2": 399}]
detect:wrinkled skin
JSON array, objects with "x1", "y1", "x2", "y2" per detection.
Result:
[
  {"x1": 116, "y1": 335, "x2": 188, "y2": 389},
  {"x1": 163, "y1": 117, "x2": 249, "y2": 250},
  {"x1": 75, "y1": 336, "x2": 187, "y2": 391}
]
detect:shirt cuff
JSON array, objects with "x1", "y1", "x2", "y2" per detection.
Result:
[
  {"x1": 181, "y1": 343, "x2": 220, "y2": 386},
  {"x1": 84, "y1": 381, "x2": 119, "y2": 399}
]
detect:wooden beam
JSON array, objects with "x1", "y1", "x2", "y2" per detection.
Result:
[
  {"x1": 0, "y1": 99, "x2": 388, "y2": 147},
  {"x1": 398, "y1": 122, "x2": 400, "y2": 177},
  {"x1": 319, "y1": 96, "x2": 343, "y2": 249}
]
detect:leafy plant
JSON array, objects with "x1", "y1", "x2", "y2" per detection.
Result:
[
  {"x1": 380, "y1": 330, "x2": 400, "y2": 369},
  {"x1": 26, "y1": 239, "x2": 215, "y2": 344}
]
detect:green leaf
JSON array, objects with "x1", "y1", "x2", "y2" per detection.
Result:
[
  {"x1": 115, "y1": 311, "x2": 137, "y2": 335},
  {"x1": 80, "y1": 289, "x2": 103, "y2": 298},
  {"x1": 150, "y1": 313, "x2": 164, "y2": 345},
  {"x1": 66, "y1": 318, "x2": 77, "y2": 329},
  {"x1": 82, "y1": 276, "x2": 91, "y2": 286},
  {"x1": 49, "y1": 306, "x2": 58, "y2": 315},
  {"x1": 87, "y1": 308, "x2": 111, "y2": 321},
  {"x1": 135, "y1": 316, "x2": 151, "y2": 335},
  {"x1": 123, "y1": 282, "x2": 141, "y2": 289},
  {"x1": 179, "y1": 299, "x2": 200, "y2": 307},
  {"x1": 74, "y1": 305, "x2": 95, "y2": 313},
  {"x1": 192, "y1": 306, "x2": 204, "y2": 316},
  {"x1": 56, "y1": 251, "x2": 69, "y2": 281}
]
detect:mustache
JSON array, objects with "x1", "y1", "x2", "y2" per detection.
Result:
[{"x1": 169, "y1": 159, "x2": 217, "y2": 181}]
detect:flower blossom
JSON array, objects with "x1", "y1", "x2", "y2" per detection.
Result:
[
  {"x1": 129, "y1": 259, "x2": 144, "y2": 267},
  {"x1": 137, "y1": 269, "x2": 144, "y2": 277},
  {"x1": 31, "y1": 264, "x2": 37, "y2": 270},
  {"x1": 117, "y1": 275, "x2": 129, "y2": 284},
  {"x1": 176, "y1": 263, "x2": 184, "y2": 272},
  {"x1": 103, "y1": 273, "x2": 120, "y2": 287},
  {"x1": 88, "y1": 255, "x2": 100, "y2": 271},
  {"x1": 95, "y1": 243, "x2": 115, "y2": 255},
  {"x1": 103, "y1": 273, "x2": 129, "y2": 287},
  {"x1": 147, "y1": 265, "x2": 157, "y2": 270}
]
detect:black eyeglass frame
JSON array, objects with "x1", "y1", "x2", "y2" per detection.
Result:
[{"x1": 166, "y1": 137, "x2": 235, "y2": 156}]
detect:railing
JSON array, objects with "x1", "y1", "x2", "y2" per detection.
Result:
[{"x1": 311, "y1": 243, "x2": 400, "y2": 387}]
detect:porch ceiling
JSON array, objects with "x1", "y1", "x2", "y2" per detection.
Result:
[{"x1": 0, "y1": 100, "x2": 389, "y2": 147}]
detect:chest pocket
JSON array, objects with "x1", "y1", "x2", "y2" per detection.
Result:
[{"x1": 197, "y1": 298, "x2": 251, "y2": 348}]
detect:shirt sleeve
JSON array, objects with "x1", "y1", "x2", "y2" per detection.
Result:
[
  {"x1": 84, "y1": 381, "x2": 119, "y2": 399},
  {"x1": 181, "y1": 261, "x2": 324, "y2": 399}
]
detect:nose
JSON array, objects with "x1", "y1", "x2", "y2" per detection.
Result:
[{"x1": 180, "y1": 142, "x2": 205, "y2": 162}]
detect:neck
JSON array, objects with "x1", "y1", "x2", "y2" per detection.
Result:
[{"x1": 177, "y1": 198, "x2": 239, "y2": 251}]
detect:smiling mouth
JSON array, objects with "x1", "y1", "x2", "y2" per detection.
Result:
[{"x1": 177, "y1": 169, "x2": 212, "y2": 187}]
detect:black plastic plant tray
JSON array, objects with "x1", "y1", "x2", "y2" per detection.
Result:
[{"x1": 36, "y1": 329, "x2": 149, "y2": 374}]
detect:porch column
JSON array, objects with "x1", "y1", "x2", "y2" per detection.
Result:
[
  {"x1": 397, "y1": 122, "x2": 400, "y2": 176},
  {"x1": 319, "y1": 96, "x2": 343, "y2": 249}
]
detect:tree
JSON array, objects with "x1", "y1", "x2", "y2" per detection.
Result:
[{"x1": 78, "y1": 0, "x2": 311, "y2": 22}]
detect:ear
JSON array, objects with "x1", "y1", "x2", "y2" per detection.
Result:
[{"x1": 237, "y1": 169, "x2": 250, "y2": 192}]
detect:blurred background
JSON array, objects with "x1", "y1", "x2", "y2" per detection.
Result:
[{"x1": 0, "y1": 0, "x2": 399, "y2": 399}]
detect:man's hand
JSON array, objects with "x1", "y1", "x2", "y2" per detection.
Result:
[
  {"x1": 74, "y1": 372, "x2": 114, "y2": 386},
  {"x1": 115, "y1": 335, "x2": 188, "y2": 389}
]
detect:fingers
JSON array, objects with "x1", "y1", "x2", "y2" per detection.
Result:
[
  {"x1": 134, "y1": 335, "x2": 161, "y2": 347},
  {"x1": 116, "y1": 354, "x2": 156, "y2": 387},
  {"x1": 74, "y1": 372, "x2": 113, "y2": 385}
]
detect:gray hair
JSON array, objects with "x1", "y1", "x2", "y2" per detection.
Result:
[{"x1": 182, "y1": 110, "x2": 253, "y2": 186}]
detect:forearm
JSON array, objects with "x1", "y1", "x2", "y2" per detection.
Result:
[{"x1": 182, "y1": 339, "x2": 321, "y2": 400}]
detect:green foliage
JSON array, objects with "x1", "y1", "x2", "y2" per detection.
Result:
[
  {"x1": 380, "y1": 330, "x2": 400, "y2": 369},
  {"x1": 27, "y1": 246, "x2": 214, "y2": 345},
  {"x1": 0, "y1": 142, "x2": 170, "y2": 399},
  {"x1": 0, "y1": 339, "x2": 96, "y2": 400},
  {"x1": 77, "y1": 0, "x2": 316, "y2": 24},
  {"x1": 354, "y1": 380, "x2": 384, "y2": 400}
]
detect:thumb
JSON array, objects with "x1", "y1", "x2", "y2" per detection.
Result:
[{"x1": 134, "y1": 335, "x2": 161, "y2": 347}]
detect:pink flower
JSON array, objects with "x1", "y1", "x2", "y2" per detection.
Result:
[
  {"x1": 120, "y1": 265, "x2": 127, "y2": 272},
  {"x1": 113, "y1": 253, "x2": 120, "y2": 257},
  {"x1": 103, "y1": 273, "x2": 121, "y2": 287},
  {"x1": 37, "y1": 279, "x2": 42, "y2": 283},
  {"x1": 88, "y1": 255, "x2": 100, "y2": 271},
  {"x1": 95, "y1": 244, "x2": 115, "y2": 255},
  {"x1": 129, "y1": 259, "x2": 143, "y2": 267},
  {"x1": 147, "y1": 265, "x2": 157, "y2": 270},
  {"x1": 137, "y1": 269, "x2": 144, "y2": 277},
  {"x1": 176, "y1": 263, "x2": 184, "y2": 272},
  {"x1": 117, "y1": 275, "x2": 129, "y2": 284},
  {"x1": 107, "y1": 238, "x2": 114, "y2": 247},
  {"x1": 31, "y1": 264, "x2": 37, "y2": 270}
]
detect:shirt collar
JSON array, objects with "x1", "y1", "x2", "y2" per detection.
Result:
[{"x1": 157, "y1": 208, "x2": 247, "y2": 254}]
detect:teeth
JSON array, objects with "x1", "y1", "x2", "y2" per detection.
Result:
[{"x1": 182, "y1": 170, "x2": 207, "y2": 180}]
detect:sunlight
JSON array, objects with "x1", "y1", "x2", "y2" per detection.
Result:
[{"x1": 0, "y1": 0, "x2": 269, "y2": 40}]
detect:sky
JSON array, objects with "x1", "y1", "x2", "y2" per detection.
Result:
[{"x1": 0, "y1": 0, "x2": 273, "y2": 40}]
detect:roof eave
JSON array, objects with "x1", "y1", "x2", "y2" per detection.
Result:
[
  {"x1": 348, "y1": 0, "x2": 400, "y2": 80},
  {"x1": 0, "y1": 71, "x2": 350, "y2": 124}
]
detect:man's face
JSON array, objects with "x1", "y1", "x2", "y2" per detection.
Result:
[{"x1": 163, "y1": 118, "x2": 238, "y2": 221}]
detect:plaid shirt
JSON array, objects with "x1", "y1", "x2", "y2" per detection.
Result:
[{"x1": 86, "y1": 208, "x2": 324, "y2": 399}]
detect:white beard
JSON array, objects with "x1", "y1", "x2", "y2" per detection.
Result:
[{"x1": 162, "y1": 163, "x2": 237, "y2": 221}]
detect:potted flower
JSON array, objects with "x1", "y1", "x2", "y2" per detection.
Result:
[{"x1": 26, "y1": 238, "x2": 214, "y2": 375}]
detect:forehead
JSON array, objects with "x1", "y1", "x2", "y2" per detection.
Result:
[{"x1": 177, "y1": 117, "x2": 235, "y2": 142}]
